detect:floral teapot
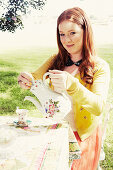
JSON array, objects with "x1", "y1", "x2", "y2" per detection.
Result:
[{"x1": 24, "y1": 72, "x2": 71, "y2": 121}]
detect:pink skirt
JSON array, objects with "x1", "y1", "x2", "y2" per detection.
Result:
[{"x1": 71, "y1": 126, "x2": 102, "y2": 170}]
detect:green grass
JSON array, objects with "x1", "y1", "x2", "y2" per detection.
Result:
[
  {"x1": 96, "y1": 44, "x2": 113, "y2": 169},
  {"x1": 0, "y1": 47, "x2": 57, "y2": 115},
  {"x1": 0, "y1": 45, "x2": 113, "y2": 169}
]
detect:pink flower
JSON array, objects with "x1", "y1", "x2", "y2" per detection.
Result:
[
  {"x1": 49, "y1": 111, "x2": 54, "y2": 116},
  {"x1": 49, "y1": 104, "x2": 55, "y2": 112}
]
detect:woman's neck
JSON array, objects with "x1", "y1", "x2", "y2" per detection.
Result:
[{"x1": 70, "y1": 53, "x2": 83, "y2": 63}]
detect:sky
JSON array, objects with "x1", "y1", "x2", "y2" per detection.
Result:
[
  {"x1": 43, "y1": 0, "x2": 113, "y2": 17},
  {"x1": 0, "y1": 0, "x2": 113, "y2": 51}
]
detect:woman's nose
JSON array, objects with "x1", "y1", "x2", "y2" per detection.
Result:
[{"x1": 64, "y1": 35, "x2": 72, "y2": 43}]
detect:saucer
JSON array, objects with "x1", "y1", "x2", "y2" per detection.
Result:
[{"x1": 13, "y1": 120, "x2": 32, "y2": 127}]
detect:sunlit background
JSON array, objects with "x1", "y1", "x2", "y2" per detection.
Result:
[{"x1": 0, "y1": 0, "x2": 113, "y2": 52}]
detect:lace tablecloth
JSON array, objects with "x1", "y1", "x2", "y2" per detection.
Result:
[{"x1": 0, "y1": 116, "x2": 81, "y2": 170}]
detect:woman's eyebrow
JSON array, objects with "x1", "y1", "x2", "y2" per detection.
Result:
[
  {"x1": 68, "y1": 29, "x2": 76, "y2": 32},
  {"x1": 59, "y1": 29, "x2": 75, "y2": 33}
]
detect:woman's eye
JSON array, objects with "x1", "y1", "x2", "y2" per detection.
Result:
[
  {"x1": 60, "y1": 33, "x2": 65, "y2": 37},
  {"x1": 70, "y1": 32, "x2": 76, "y2": 35}
]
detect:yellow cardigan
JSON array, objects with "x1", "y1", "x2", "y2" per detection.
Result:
[{"x1": 32, "y1": 55, "x2": 110, "y2": 141}]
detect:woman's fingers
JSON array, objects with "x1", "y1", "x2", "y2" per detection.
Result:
[
  {"x1": 48, "y1": 70, "x2": 67, "y2": 93},
  {"x1": 49, "y1": 73, "x2": 64, "y2": 87},
  {"x1": 18, "y1": 81, "x2": 31, "y2": 89},
  {"x1": 49, "y1": 70, "x2": 63, "y2": 74},
  {"x1": 18, "y1": 75, "x2": 29, "y2": 85},
  {"x1": 22, "y1": 72, "x2": 33, "y2": 81},
  {"x1": 49, "y1": 71, "x2": 65, "y2": 80},
  {"x1": 18, "y1": 72, "x2": 32, "y2": 82},
  {"x1": 54, "y1": 86, "x2": 64, "y2": 94},
  {"x1": 52, "y1": 82, "x2": 64, "y2": 89},
  {"x1": 50, "y1": 77, "x2": 63, "y2": 83},
  {"x1": 18, "y1": 72, "x2": 33, "y2": 89}
]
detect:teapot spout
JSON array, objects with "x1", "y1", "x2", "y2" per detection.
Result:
[{"x1": 24, "y1": 96, "x2": 44, "y2": 113}]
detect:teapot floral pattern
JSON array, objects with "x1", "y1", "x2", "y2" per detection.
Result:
[{"x1": 44, "y1": 99, "x2": 60, "y2": 117}]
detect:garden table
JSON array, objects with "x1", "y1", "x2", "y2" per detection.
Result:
[{"x1": 0, "y1": 116, "x2": 81, "y2": 170}]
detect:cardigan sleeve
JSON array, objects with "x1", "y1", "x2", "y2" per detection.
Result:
[
  {"x1": 31, "y1": 55, "x2": 55, "y2": 80},
  {"x1": 66, "y1": 59, "x2": 110, "y2": 116}
]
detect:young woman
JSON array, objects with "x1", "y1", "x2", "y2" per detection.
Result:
[{"x1": 18, "y1": 7, "x2": 110, "y2": 170}]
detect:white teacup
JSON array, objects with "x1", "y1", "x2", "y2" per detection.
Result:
[{"x1": 16, "y1": 107, "x2": 28, "y2": 123}]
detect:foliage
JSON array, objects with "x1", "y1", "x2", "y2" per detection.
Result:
[{"x1": 0, "y1": 0, "x2": 46, "y2": 33}]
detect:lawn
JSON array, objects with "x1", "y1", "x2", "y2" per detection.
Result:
[{"x1": 0, "y1": 45, "x2": 113, "y2": 169}]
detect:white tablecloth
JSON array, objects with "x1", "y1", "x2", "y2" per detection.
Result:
[{"x1": 0, "y1": 116, "x2": 81, "y2": 170}]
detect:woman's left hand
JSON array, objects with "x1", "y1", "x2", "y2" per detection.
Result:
[{"x1": 49, "y1": 70, "x2": 68, "y2": 93}]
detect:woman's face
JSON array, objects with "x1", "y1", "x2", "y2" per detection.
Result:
[{"x1": 58, "y1": 20, "x2": 84, "y2": 56}]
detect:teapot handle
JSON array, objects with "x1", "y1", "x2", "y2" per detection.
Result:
[
  {"x1": 43, "y1": 72, "x2": 67, "y2": 97},
  {"x1": 43, "y1": 72, "x2": 51, "y2": 88}
]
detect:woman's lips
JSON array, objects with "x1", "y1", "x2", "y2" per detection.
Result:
[{"x1": 66, "y1": 44, "x2": 74, "y2": 48}]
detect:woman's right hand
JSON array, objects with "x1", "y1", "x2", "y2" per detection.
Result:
[{"x1": 17, "y1": 72, "x2": 33, "y2": 89}]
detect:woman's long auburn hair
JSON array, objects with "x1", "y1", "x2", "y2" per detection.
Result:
[{"x1": 48, "y1": 7, "x2": 96, "y2": 84}]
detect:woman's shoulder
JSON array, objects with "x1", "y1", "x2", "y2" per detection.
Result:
[
  {"x1": 95, "y1": 56, "x2": 108, "y2": 66},
  {"x1": 94, "y1": 56, "x2": 110, "y2": 72}
]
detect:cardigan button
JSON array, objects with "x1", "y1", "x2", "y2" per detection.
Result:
[
  {"x1": 80, "y1": 107, "x2": 83, "y2": 111},
  {"x1": 84, "y1": 116, "x2": 87, "y2": 119}
]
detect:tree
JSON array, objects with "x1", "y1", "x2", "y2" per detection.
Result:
[{"x1": 0, "y1": 0, "x2": 46, "y2": 33}]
